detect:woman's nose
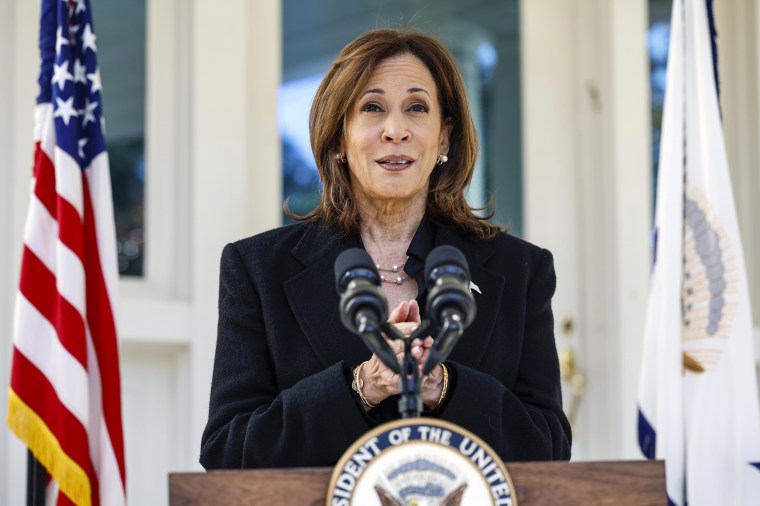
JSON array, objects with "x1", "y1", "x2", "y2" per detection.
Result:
[{"x1": 381, "y1": 113, "x2": 411, "y2": 143}]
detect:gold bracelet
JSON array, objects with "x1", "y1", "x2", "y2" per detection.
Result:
[
  {"x1": 352, "y1": 361, "x2": 378, "y2": 409},
  {"x1": 437, "y1": 363, "x2": 449, "y2": 406}
]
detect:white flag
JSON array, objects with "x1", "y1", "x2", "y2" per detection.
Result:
[{"x1": 637, "y1": 0, "x2": 760, "y2": 505}]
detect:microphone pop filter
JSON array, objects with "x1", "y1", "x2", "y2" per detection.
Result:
[
  {"x1": 334, "y1": 248, "x2": 378, "y2": 292},
  {"x1": 424, "y1": 245, "x2": 470, "y2": 282}
]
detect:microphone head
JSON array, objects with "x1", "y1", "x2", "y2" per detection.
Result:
[
  {"x1": 424, "y1": 245, "x2": 476, "y2": 329},
  {"x1": 424, "y1": 245, "x2": 470, "y2": 286},
  {"x1": 335, "y1": 248, "x2": 388, "y2": 334},
  {"x1": 335, "y1": 248, "x2": 380, "y2": 293}
]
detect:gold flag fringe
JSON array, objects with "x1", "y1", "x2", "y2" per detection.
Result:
[{"x1": 7, "y1": 388, "x2": 92, "y2": 506}]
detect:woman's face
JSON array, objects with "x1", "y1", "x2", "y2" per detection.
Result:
[{"x1": 341, "y1": 54, "x2": 451, "y2": 206}]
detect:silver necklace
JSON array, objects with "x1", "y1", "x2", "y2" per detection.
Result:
[{"x1": 375, "y1": 257, "x2": 409, "y2": 285}]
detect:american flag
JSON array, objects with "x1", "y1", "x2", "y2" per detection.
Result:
[{"x1": 7, "y1": 0, "x2": 127, "y2": 504}]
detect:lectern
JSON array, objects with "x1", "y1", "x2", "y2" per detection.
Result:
[{"x1": 169, "y1": 460, "x2": 665, "y2": 505}]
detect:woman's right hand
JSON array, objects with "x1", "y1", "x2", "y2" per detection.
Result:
[{"x1": 357, "y1": 300, "x2": 428, "y2": 408}]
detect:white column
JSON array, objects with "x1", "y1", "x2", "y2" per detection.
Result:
[
  {"x1": 189, "y1": 0, "x2": 281, "y2": 468},
  {"x1": 714, "y1": 0, "x2": 760, "y2": 356},
  {"x1": 1, "y1": 1, "x2": 42, "y2": 504},
  {"x1": 607, "y1": 0, "x2": 652, "y2": 460}
]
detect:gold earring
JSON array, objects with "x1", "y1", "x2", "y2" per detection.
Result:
[
  {"x1": 335, "y1": 153, "x2": 346, "y2": 164},
  {"x1": 436, "y1": 154, "x2": 449, "y2": 166}
]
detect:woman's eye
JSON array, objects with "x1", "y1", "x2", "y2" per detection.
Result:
[
  {"x1": 408, "y1": 102, "x2": 429, "y2": 113},
  {"x1": 361, "y1": 102, "x2": 383, "y2": 113}
]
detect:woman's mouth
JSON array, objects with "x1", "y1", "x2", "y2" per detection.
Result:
[{"x1": 376, "y1": 156, "x2": 414, "y2": 171}]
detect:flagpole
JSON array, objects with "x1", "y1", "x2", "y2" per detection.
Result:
[{"x1": 26, "y1": 451, "x2": 46, "y2": 506}]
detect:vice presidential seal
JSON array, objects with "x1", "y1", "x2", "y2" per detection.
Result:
[{"x1": 327, "y1": 418, "x2": 516, "y2": 506}]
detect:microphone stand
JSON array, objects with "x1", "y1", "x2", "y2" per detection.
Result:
[
  {"x1": 421, "y1": 312, "x2": 464, "y2": 376},
  {"x1": 357, "y1": 315, "x2": 401, "y2": 374},
  {"x1": 358, "y1": 318, "x2": 463, "y2": 419},
  {"x1": 379, "y1": 321, "x2": 442, "y2": 419}
]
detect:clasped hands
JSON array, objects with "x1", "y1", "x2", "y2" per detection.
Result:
[{"x1": 356, "y1": 300, "x2": 445, "y2": 410}]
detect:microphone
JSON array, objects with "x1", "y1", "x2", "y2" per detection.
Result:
[
  {"x1": 422, "y1": 245, "x2": 476, "y2": 374},
  {"x1": 334, "y1": 248, "x2": 400, "y2": 373}
]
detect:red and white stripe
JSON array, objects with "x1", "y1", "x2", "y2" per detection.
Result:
[{"x1": 9, "y1": 102, "x2": 126, "y2": 505}]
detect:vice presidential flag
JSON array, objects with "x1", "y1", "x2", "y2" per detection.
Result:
[
  {"x1": 6, "y1": 0, "x2": 127, "y2": 504},
  {"x1": 637, "y1": 0, "x2": 760, "y2": 504}
]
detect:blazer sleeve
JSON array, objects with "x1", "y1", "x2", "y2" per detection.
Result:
[
  {"x1": 440, "y1": 248, "x2": 572, "y2": 461},
  {"x1": 199, "y1": 242, "x2": 372, "y2": 469}
]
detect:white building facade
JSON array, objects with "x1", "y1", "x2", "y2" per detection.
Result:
[{"x1": 1, "y1": 1, "x2": 759, "y2": 504}]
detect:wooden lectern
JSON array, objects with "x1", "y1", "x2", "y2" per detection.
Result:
[{"x1": 169, "y1": 460, "x2": 665, "y2": 505}]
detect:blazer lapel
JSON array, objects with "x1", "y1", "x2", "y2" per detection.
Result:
[
  {"x1": 282, "y1": 221, "x2": 506, "y2": 372},
  {"x1": 283, "y1": 224, "x2": 371, "y2": 369},
  {"x1": 434, "y1": 226, "x2": 505, "y2": 369}
]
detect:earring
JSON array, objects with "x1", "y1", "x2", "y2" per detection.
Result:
[
  {"x1": 436, "y1": 154, "x2": 449, "y2": 166},
  {"x1": 335, "y1": 153, "x2": 346, "y2": 164}
]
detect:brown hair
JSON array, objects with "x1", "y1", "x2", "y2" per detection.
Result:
[{"x1": 286, "y1": 28, "x2": 499, "y2": 240}]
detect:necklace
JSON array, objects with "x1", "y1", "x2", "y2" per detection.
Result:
[{"x1": 375, "y1": 257, "x2": 409, "y2": 285}]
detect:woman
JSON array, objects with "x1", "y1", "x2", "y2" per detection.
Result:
[{"x1": 200, "y1": 28, "x2": 571, "y2": 469}]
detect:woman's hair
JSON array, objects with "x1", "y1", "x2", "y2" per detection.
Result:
[{"x1": 286, "y1": 28, "x2": 499, "y2": 240}]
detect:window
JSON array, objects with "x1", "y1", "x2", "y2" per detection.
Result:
[
  {"x1": 648, "y1": 0, "x2": 672, "y2": 216},
  {"x1": 97, "y1": 0, "x2": 146, "y2": 276},
  {"x1": 280, "y1": 74, "x2": 323, "y2": 221}
]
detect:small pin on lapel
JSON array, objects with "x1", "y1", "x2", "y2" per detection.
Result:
[{"x1": 469, "y1": 281, "x2": 481, "y2": 294}]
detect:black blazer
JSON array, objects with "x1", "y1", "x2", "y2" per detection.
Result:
[{"x1": 200, "y1": 220, "x2": 571, "y2": 469}]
